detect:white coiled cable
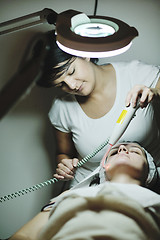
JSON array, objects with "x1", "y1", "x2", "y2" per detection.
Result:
[{"x1": 0, "y1": 138, "x2": 109, "y2": 203}]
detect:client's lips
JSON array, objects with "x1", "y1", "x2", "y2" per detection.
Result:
[
  {"x1": 116, "y1": 152, "x2": 130, "y2": 160},
  {"x1": 78, "y1": 82, "x2": 84, "y2": 92}
]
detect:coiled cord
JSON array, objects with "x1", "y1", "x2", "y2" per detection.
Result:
[{"x1": 0, "y1": 138, "x2": 109, "y2": 203}]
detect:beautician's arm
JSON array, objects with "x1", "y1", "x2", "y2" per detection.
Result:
[
  {"x1": 125, "y1": 77, "x2": 160, "y2": 108},
  {"x1": 53, "y1": 128, "x2": 78, "y2": 181}
]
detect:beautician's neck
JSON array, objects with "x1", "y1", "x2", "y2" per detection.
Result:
[{"x1": 92, "y1": 64, "x2": 115, "y2": 96}]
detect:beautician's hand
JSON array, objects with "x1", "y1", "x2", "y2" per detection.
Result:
[
  {"x1": 125, "y1": 84, "x2": 159, "y2": 108},
  {"x1": 54, "y1": 158, "x2": 78, "y2": 181}
]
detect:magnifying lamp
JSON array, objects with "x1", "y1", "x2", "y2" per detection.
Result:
[
  {"x1": 0, "y1": 8, "x2": 138, "y2": 58},
  {"x1": 56, "y1": 9, "x2": 138, "y2": 58}
]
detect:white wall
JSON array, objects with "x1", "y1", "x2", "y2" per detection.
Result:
[
  {"x1": 97, "y1": 0, "x2": 160, "y2": 65},
  {"x1": 0, "y1": 0, "x2": 159, "y2": 238}
]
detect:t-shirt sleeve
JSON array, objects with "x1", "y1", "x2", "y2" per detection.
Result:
[
  {"x1": 48, "y1": 97, "x2": 70, "y2": 133},
  {"x1": 129, "y1": 60, "x2": 160, "y2": 87}
]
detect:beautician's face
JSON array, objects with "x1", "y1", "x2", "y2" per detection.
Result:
[
  {"x1": 52, "y1": 57, "x2": 96, "y2": 96},
  {"x1": 105, "y1": 143, "x2": 148, "y2": 181}
]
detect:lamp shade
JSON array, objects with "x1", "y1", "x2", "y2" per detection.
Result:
[{"x1": 56, "y1": 10, "x2": 138, "y2": 58}]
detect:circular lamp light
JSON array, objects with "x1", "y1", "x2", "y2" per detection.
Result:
[
  {"x1": 74, "y1": 23, "x2": 116, "y2": 37},
  {"x1": 56, "y1": 10, "x2": 138, "y2": 58}
]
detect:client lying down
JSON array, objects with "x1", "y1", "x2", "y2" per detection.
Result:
[
  {"x1": 38, "y1": 143, "x2": 160, "y2": 240},
  {"x1": 10, "y1": 142, "x2": 160, "y2": 240}
]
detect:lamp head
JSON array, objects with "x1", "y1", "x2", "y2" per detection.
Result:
[{"x1": 55, "y1": 9, "x2": 138, "y2": 58}]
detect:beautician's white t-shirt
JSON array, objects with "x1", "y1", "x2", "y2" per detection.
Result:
[{"x1": 49, "y1": 60, "x2": 160, "y2": 186}]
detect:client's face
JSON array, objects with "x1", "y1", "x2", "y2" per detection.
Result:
[{"x1": 105, "y1": 143, "x2": 148, "y2": 183}]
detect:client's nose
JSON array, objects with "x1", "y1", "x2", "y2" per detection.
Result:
[{"x1": 118, "y1": 145, "x2": 129, "y2": 153}]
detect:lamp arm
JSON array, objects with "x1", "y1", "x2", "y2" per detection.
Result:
[{"x1": 0, "y1": 8, "x2": 57, "y2": 35}]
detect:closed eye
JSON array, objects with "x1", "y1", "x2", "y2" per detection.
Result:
[
  {"x1": 68, "y1": 68, "x2": 75, "y2": 76},
  {"x1": 109, "y1": 149, "x2": 118, "y2": 156},
  {"x1": 128, "y1": 145, "x2": 144, "y2": 155},
  {"x1": 130, "y1": 148, "x2": 141, "y2": 155}
]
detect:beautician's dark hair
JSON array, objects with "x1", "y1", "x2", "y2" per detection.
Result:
[{"x1": 37, "y1": 30, "x2": 98, "y2": 88}]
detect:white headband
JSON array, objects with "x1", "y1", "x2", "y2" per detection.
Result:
[{"x1": 142, "y1": 147, "x2": 158, "y2": 187}]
